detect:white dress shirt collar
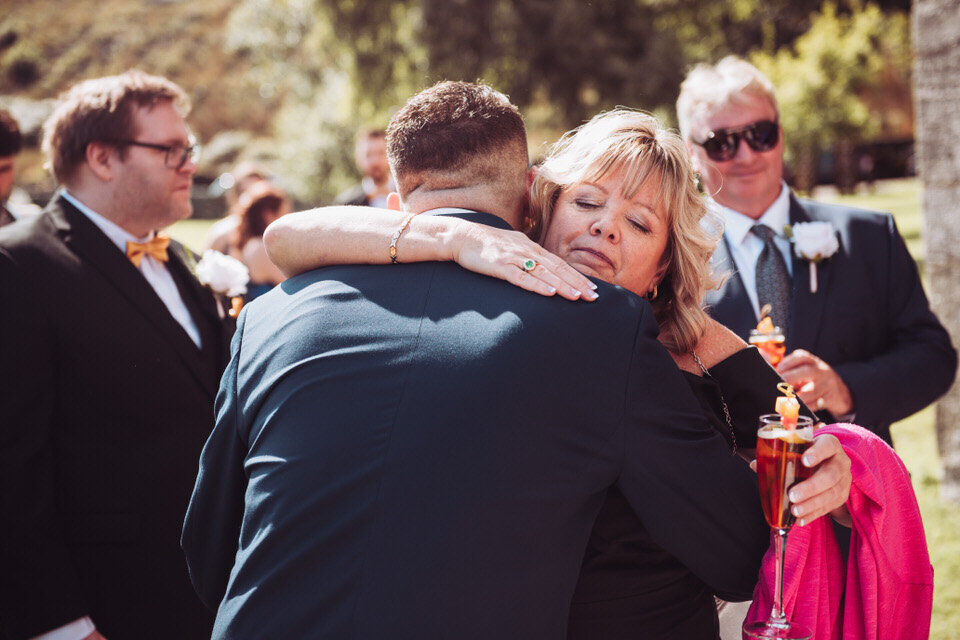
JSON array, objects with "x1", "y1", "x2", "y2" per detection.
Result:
[
  {"x1": 60, "y1": 190, "x2": 155, "y2": 248},
  {"x1": 714, "y1": 181, "x2": 791, "y2": 246},
  {"x1": 59, "y1": 190, "x2": 202, "y2": 348},
  {"x1": 421, "y1": 207, "x2": 476, "y2": 216},
  {"x1": 710, "y1": 182, "x2": 794, "y2": 321}
]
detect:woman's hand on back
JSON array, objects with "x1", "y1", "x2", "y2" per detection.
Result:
[{"x1": 450, "y1": 220, "x2": 598, "y2": 302}]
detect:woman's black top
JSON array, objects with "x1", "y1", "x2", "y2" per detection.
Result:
[{"x1": 567, "y1": 347, "x2": 813, "y2": 640}]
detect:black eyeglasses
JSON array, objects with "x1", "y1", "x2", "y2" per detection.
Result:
[
  {"x1": 123, "y1": 139, "x2": 200, "y2": 169},
  {"x1": 694, "y1": 120, "x2": 779, "y2": 162}
]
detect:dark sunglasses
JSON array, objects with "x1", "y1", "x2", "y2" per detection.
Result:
[
  {"x1": 694, "y1": 120, "x2": 779, "y2": 162},
  {"x1": 122, "y1": 139, "x2": 201, "y2": 170}
]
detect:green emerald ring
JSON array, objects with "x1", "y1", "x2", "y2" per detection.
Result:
[{"x1": 521, "y1": 259, "x2": 537, "y2": 272}]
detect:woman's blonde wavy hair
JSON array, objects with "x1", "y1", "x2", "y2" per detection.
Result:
[{"x1": 529, "y1": 108, "x2": 723, "y2": 354}]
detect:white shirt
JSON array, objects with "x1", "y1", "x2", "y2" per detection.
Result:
[
  {"x1": 712, "y1": 182, "x2": 793, "y2": 321},
  {"x1": 61, "y1": 191, "x2": 202, "y2": 348}
]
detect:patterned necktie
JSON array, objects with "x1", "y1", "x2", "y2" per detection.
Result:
[
  {"x1": 126, "y1": 233, "x2": 170, "y2": 267},
  {"x1": 751, "y1": 224, "x2": 791, "y2": 331}
]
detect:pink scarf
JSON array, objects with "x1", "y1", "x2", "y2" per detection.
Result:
[{"x1": 745, "y1": 424, "x2": 933, "y2": 639}]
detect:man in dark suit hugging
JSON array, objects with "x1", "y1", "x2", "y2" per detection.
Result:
[
  {"x1": 0, "y1": 71, "x2": 233, "y2": 639},
  {"x1": 680, "y1": 56, "x2": 957, "y2": 445},
  {"x1": 182, "y1": 81, "x2": 780, "y2": 639}
]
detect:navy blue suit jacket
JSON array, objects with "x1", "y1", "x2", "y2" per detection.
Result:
[
  {"x1": 704, "y1": 194, "x2": 957, "y2": 443},
  {"x1": 183, "y1": 212, "x2": 769, "y2": 639}
]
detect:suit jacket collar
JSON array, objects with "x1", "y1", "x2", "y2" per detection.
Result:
[
  {"x1": 786, "y1": 193, "x2": 834, "y2": 352},
  {"x1": 708, "y1": 235, "x2": 758, "y2": 339},
  {"x1": 707, "y1": 191, "x2": 837, "y2": 352},
  {"x1": 49, "y1": 195, "x2": 222, "y2": 399},
  {"x1": 425, "y1": 209, "x2": 514, "y2": 231}
]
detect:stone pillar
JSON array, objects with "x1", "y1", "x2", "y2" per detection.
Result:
[{"x1": 914, "y1": 0, "x2": 960, "y2": 502}]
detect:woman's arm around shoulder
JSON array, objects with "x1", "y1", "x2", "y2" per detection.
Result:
[{"x1": 263, "y1": 205, "x2": 596, "y2": 300}]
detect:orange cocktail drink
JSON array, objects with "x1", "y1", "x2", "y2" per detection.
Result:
[
  {"x1": 749, "y1": 317, "x2": 786, "y2": 367},
  {"x1": 756, "y1": 417, "x2": 815, "y2": 530}
]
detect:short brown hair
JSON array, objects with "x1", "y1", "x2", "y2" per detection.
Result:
[
  {"x1": 0, "y1": 108, "x2": 21, "y2": 157},
  {"x1": 386, "y1": 81, "x2": 527, "y2": 194},
  {"x1": 232, "y1": 181, "x2": 290, "y2": 249},
  {"x1": 41, "y1": 70, "x2": 190, "y2": 185}
]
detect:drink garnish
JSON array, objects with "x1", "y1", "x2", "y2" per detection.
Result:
[
  {"x1": 756, "y1": 315, "x2": 775, "y2": 334},
  {"x1": 757, "y1": 304, "x2": 774, "y2": 330},
  {"x1": 775, "y1": 382, "x2": 800, "y2": 430}
]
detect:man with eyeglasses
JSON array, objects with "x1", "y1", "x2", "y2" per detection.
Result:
[
  {"x1": 0, "y1": 71, "x2": 233, "y2": 640},
  {"x1": 677, "y1": 56, "x2": 956, "y2": 446},
  {"x1": 0, "y1": 108, "x2": 24, "y2": 227}
]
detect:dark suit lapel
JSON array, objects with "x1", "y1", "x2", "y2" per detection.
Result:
[
  {"x1": 787, "y1": 195, "x2": 833, "y2": 352},
  {"x1": 166, "y1": 244, "x2": 231, "y2": 398},
  {"x1": 52, "y1": 197, "x2": 217, "y2": 399},
  {"x1": 704, "y1": 234, "x2": 758, "y2": 339}
]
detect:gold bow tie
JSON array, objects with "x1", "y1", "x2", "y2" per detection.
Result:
[{"x1": 126, "y1": 233, "x2": 170, "y2": 267}]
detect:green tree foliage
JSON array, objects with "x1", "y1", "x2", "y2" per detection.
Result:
[
  {"x1": 0, "y1": 0, "x2": 914, "y2": 203},
  {"x1": 750, "y1": 2, "x2": 911, "y2": 191}
]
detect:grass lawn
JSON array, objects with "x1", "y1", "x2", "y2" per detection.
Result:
[
  {"x1": 811, "y1": 178, "x2": 959, "y2": 639},
  {"x1": 167, "y1": 218, "x2": 215, "y2": 254},
  {"x1": 172, "y1": 178, "x2": 960, "y2": 636}
]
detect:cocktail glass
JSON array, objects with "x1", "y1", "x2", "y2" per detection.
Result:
[
  {"x1": 743, "y1": 414, "x2": 815, "y2": 640},
  {"x1": 749, "y1": 326, "x2": 786, "y2": 367}
]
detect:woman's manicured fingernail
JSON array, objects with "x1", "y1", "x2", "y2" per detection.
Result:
[
  {"x1": 584, "y1": 289, "x2": 599, "y2": 300},
  {"x1": 547, "y1": 286, "x2": 557, "y2": 294},
  {"x1": 570, "y1": 288, "x2": 582, "y2": 297},
  {"x1": 802, "y1": 455, "x2": 813, "y2": 467},
  {"x1": 789, "y1": 490, "x2": 799, "y2": 503}
]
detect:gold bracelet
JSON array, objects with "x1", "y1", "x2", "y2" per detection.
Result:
[{"x1": 389, "y1": 212, "x2": 418, "y2": 264}]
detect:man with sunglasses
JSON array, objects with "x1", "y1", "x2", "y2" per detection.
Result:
[
  {"x1": 678, "y1": 56, "x2": 956, "y2": 446},
  {"x1": 0, "y1": 71, "x2": 233, "y2": 640}
]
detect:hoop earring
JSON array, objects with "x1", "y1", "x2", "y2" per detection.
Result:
[{"x1": 648, "y1": 284, "x2": 658, "y2": 300}]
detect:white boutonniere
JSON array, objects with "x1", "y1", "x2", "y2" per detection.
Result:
[
  {"x1": 195, "y1": 250, "x2": 250, "y2": 318},
  {"x1": 783, "y1": 221, "x2": 839, "y2": 293}
]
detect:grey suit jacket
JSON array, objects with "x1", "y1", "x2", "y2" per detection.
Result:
[{"x1": 704, "y1": 193, "x2": 957, "y2": 443}]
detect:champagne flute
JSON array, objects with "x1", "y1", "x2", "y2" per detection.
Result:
[{"x1": 743, "y1": 413, "x2": 815, "y2": 640}]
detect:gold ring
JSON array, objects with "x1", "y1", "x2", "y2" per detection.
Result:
[{"x1": 521, "y1": 259, "x2": 537, "y2": 272}]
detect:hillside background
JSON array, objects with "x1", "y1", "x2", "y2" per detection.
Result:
[{"x1": 0, "y1": 0, "x2": 914, "y2": 208}]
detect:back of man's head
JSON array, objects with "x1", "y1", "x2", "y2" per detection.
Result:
[
  {"x1": 0, "y1": 108, "x2": 21, "y2": 158},
  {"x1": 41, "y1": 70, "x2": 189, "y2": 187},
  {"x1": 386, "y1": 81, "x2": 528, "y2": 213}
]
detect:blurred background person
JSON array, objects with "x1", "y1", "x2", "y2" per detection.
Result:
[
  {"x1": 231, "y1": 179, "x2": 290, "y2": 300},
  {"x1": 202, "y1": 159, "x2": 270, "y2": 253},
  {"x1": 0, "y1": 107, "x2": 23, "y2": 227},
  {"x1": 334, "y1": 128, "x2": 395, "y2": 208}
]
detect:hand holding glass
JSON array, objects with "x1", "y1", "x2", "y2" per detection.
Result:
[{"x1": 743, "y1": 414, "x2": 815, "y2": 640}]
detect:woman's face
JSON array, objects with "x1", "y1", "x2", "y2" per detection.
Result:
[{"x1": 541, "y1": 170, "x2": 670, "y2": 296}]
